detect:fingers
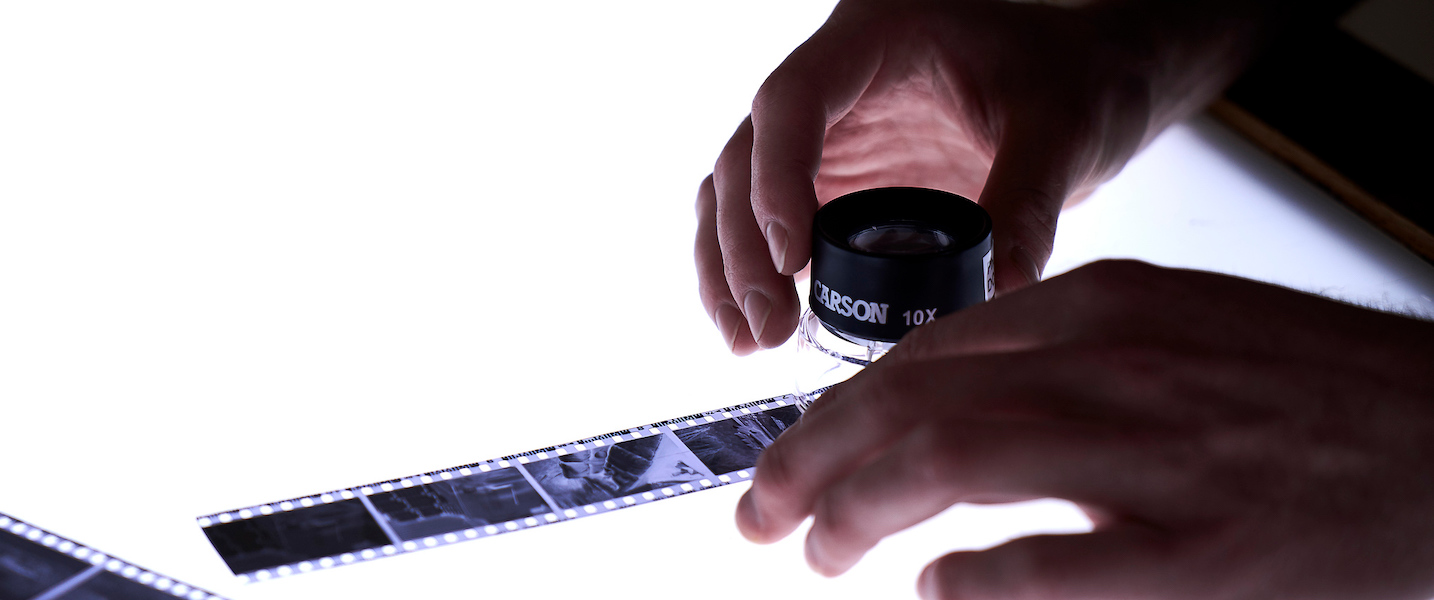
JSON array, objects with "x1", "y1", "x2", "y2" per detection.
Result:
[
  {"x1": 977, "y1": 118, "x2": 1076, "y2": 295},
  {"x1": 919, "y1": 527, "x2": 1178, "y2": 600},
  {"x1": 695, "y1": 174, "x2": 758, "y2": 354},
  {"x1": 708, "y1": 3, "x2": 889, "y2": 351},
  {"x1": 737, "y1": 352, "x2": 1108, "y2": 545},
  {"x1": 713, "y1": 117, "x2": 801, "y2": 350},
  {"x1": 890, "y1": 259, "x2": 1211, "y2": 364},
  {"x1": 804, "y1": 419, "x2": 1152, "y2": 576},
  {"x1": 888, "y1": 259, "x2": 1151, "y2": 361},
  {"x1": 749, "y1": 3, "x2": 885, "y2": 277},
  {"x1": 887, "y1": 283, "x2": 1067, "y2": 361},
  {"x1": 735, "y1": 369, "x2": 914, "y2": 544}
]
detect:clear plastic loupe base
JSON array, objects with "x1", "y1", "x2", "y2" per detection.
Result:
[{"x1": 794, "y1": 309, "x2": 896, "y2": 412}]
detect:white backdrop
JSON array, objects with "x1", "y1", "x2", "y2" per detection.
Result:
[{"x1": 3, "y1": 2, "x2": 1433, "y2": 599}]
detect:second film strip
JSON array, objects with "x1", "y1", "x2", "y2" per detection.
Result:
[
  {"x1": 0, "y1": 512, "x2": 228, "y2": 600},
  {"x1": 197, "y1": 394, "x2": 805, "y2": 581}
]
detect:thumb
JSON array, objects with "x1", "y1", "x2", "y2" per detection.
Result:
[
  {"x1": 977, "y1": 121, "x2": 1078, "y2": 295},
  {"x1": 919, "y1": 527, "x2": 1183, "y2": 600}
]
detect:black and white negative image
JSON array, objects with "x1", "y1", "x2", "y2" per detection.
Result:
[
  {"x1": 202, "y1": 499, "x2": 391, "y2": 575},
  {"x1": 55, "y1": 570, "x2": 192, "y2": 600},
  {"x1": 0, "y1": 526, "x2": 90, "y2": 600},
  {"x1": 368, "y1": 467, "x2": 552, "y2": 541},
  {"x1": 1, "y1": 518, "x2": 223, "y2": 600},
  {"x1": 675, "y1": 405, "x2": 800, "y2": 475},
  {"x1": 525, "y1": 432, "x2": 716, "y2": 509}
]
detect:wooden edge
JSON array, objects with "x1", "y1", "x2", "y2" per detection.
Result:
[{"x1": 1208, "y1": 98, "x2": 1434, "y2": 264}]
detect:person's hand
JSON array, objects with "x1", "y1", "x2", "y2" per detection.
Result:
[
  {"x1": 695, "y1": 0, "x2": 1271, "y2": 354},
  {"x1": 737, "y1": 260, "x2": 1434, "y2": 599}
]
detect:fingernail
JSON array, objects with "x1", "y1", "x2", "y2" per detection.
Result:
[
  {"x1": 1011, "y1": 246, "x2": 1042, "y2": 287},
  {"x1": 715, "y1": 304, "x2": 742, "y2": 352},
  {"x1": 736, "y1": 491, "x2": 764, "y2": 541},
  {"x1": 765, "y1": 222, "x2": 789, "y2": 274},
  {"x1": 742, "y1": 290, "x2": 772, "y2": 344},
  {"x1": 917, "y1": 563, "x2": 940, "y2": 600},
  {"x1": 804, "y1": 532, "x2": 830, "y2": 576}
]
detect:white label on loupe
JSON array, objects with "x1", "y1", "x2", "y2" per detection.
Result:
[{"x1": 983, "y1": 248, "x2": 995, "y2": 301}]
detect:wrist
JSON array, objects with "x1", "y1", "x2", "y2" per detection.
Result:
[{"x1": 1087, "y1": 0, "x2": 1288, "y2": 139}]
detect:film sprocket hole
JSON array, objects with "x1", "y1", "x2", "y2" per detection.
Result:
[{"x1": 795, "y1": 187, "x2": 994, "y2": 411}]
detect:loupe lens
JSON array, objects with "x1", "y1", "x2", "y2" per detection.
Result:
[
  {"x1": 848, "y1": 224, "x2": 955, "y2": 255},
  {"x1": 809, "y1": 187, "x2": 993, "y2": 343}
]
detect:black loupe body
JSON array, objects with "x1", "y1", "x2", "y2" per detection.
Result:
[{"x1": 808, "y1": 187, "x2": 994, "y2": 344}]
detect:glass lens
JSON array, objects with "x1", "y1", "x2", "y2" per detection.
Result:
[{"x1": 848, "y1": 224, "x2": 954, "y2": 255}]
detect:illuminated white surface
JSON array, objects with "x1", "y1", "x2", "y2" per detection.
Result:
[
  {"x1": 2, "y1": 2, "x2": 1432, "y2": 599},
  {"x1": 1046, "y1": 116, "x2": 1434, "y2": 314}
]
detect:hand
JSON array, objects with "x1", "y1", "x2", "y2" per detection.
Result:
[
  {"x1": 737, "y1": 260, "x2": 1434, "y2": 599},
  {"x1": 694, "y1": 0, "x2": 1269, "y2": 354}
]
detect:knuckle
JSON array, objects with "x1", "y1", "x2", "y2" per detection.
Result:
[
  {"x1": 869, "y1": 362, "x2": 953, "y2": 423},
  {"x1": 1062, "y1": 259, "x2": 1162, "y2": 322},
  {"x1": 906, "y1": 427, "x2": 964, "y2": 488},
  {"x1": 896, "y1": 320, "x2": 938, "y2": 356},
  {"x1": 720, "y1": 260, "x2": 752, "y2": 295},
  {"x1": 712, "y1": 144, "x2": 748, "y2": 184},
  {"x1": 694, "y1": 174, "x2": 716, "y2": 216},
  {"x1": 992, "y1": 197, "x2": 1061, "y2": 279},
  {"x1": 751, "y1": 74, "x2": 816, "y2": 117},
  {"x1": 1078, "y1": 342, "x2": 1202, "y2": 419},
  {"x1": 1014, "y1": 194, "x2": 1059, "y2": 245},
  {"x1": 810, "y1": 492, "x2": 860, "y2": 543},
  {"x1": 934, "y1": 547, "x2": 1045, "y2": 600},
  {"x1": 1077, "y1": 259, "x2": 1158, "y2": 291},
  {"x1": 694, "y1": 282, "x2": 732, "y2": 320},
  {"x1": 858, "y1": 371, "x2": 919, "y2": 424},
  {"x1": 750, "y1": 81, "x2": 783, "y2": 116},
  {"x1": 926, "y1": 553, "x2": 1003, "y2": 600},
  {"x1": 893, "y1": 321, "x2": 958, "y2": 362},
  {"x1": 924, "y1": 557, "x2": 961, "y2": 600},
  {"x1": 754, "y1": 441, "x2": 802, "y2": 505}
]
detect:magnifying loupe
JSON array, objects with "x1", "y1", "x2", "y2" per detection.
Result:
[{"x1": 795, "y1": 187, "x2": 994, "y2": 411}]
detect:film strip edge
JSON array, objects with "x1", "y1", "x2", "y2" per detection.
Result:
[
  {"x1": 0, "y1": 511, "x2": 230, "y2": 600},
  {"x1": 196, "y1": 391, "x2": 812, "y2": 582}
]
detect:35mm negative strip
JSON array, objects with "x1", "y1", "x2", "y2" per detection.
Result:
[
  {"x1": 197, "y1": 392, "x2": 811, "y2": 581},
  {"x1": 0, "y1": 512, "x2": 229, "y2": 600}
]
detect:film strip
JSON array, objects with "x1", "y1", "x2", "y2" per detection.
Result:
[
  {"x1": 0, "y1": 512, "x2": 228, "y2": 600},
  {"x1": 197, "y1": 392, "x2": 809, "y2": 581}
]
